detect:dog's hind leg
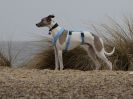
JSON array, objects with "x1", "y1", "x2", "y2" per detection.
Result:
[
  {"x1": 96, "y1": 50, "x2": 112, "y2": 70},
  {"x1": 88, "y1": 46, "x2": 101, "y2": 70},
  {"x1": 82, "y1": 45, "x2": 101, "y2": 70},
  {"x1": 54, "y1": 46, "x2": 59, "y2": 70}
]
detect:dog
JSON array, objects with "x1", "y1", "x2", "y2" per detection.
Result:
[{"x1": 36, "y1": 15, "x2": 115, "y2": 70}]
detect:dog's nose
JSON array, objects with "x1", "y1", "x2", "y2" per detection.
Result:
[{"x1": 36, "y1": 24, "x2": 40, "y2": 27}]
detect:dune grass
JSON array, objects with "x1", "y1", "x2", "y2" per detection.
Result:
[
  {"x1": 0, "y1": 49, "x2": 10, "y2": 66},
  {"x1": 25, "y1": 47, "x2": 95, "y2": 70},
  {"x1": 92, "y1": 16, "x2": 133, "y2": 71},
  {"x1": 0, "y1": 41, "x2": 21, "y2": 67}
]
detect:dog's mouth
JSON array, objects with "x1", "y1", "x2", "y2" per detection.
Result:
[{"x1": 36, "y1": 22, "x2": 46, "y2": 27}]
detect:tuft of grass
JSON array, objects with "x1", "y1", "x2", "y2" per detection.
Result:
[
  {"x1": 0, "y1": 49, "x2": 10, "y2": 66},
  {"x1": 25, "y1": 47, "x2": 96, "y2": 71},
  {"x1": 0, "y1": 41, "x2": 22, "y2": 67},
  {"x1": 92, "y1": 16, "x2": 133, "y2": 71}
]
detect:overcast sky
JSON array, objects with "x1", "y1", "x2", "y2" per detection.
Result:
[{"x1": 0, "y1": 0, "x2": 133, "y2": 41}]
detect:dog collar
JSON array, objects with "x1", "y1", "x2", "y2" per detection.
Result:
[{"x1": 49, "y1": 23, "x2": 58, "y2": 34}]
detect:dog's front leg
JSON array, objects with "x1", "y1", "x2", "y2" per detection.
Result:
[
  {"x1": 58, "y1": 50, "x2": 64, "y2": 70},
  {"x1": 54, "y1": 46, "x2": 59, "y2": 70}
]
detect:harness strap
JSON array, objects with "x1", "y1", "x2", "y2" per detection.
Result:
[
  {"x1": 81, "y1": 32, "x2": 85, "y2": 44},
  {"x1": 52, "y1": 28, "x2": 65, "y2": 45},
  {"x1": 65, "y1": 31, "x2": 72, "y2": 51}
]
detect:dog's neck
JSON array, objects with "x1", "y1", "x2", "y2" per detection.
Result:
[{"x1": 48, "y1": 21, "x2": 62, "y2": 37}]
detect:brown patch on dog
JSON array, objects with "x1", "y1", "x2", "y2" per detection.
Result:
[
  {"x1": 59, "y1": 30, "x2": 68, "y2": 45},
  {"x1": 92, "y1": 33, "x2": 103, "y2": 52}
]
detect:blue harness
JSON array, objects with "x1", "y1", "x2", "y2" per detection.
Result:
[
  {"x1": 65, "y1": 31, "x2": 72, "y2": 51},
  {"x1": 52, "y1": 28, "x2": 85, "y2": 51},
  {"x1": 81, "y1": 32, "x2": 85, "y2": 45},
  {"x1": 52, "y1": 28, "x2": 65, "y2": 45},
  {"x1": 65, "y1": 31, "x2": 85, "y2": 50}
]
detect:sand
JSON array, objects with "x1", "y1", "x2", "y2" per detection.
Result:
[{"x1": 0, "y1": 67, "x2": 133, "y2": 99}]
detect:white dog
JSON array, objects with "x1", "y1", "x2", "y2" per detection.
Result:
[{"x1": 36, "y1": 15, "x2": 115, "y2": 70}]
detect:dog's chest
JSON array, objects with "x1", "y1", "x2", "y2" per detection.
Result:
[{"x1": 58, "y1": 30, "x2": 68, "y2": 45}]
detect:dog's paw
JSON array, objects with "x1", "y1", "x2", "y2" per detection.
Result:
[{"x1": 60, "y1": 67, "x2": 64, "y2": 70}]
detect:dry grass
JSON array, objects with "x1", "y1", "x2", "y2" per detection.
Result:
[
  {"x1": 0, "y1": 49, "x2": 10, "y2": 66},
  {"x1": 0, "y1": 41, "x2": 21, "y2": 67},
  {"x1": 92, "y1": 16, "x2": 133, "y2": 71},
  {"x1": 25, "y1": 47, "x2": 95, "y2": 70}
]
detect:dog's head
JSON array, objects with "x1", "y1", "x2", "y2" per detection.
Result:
[{"x1": 36, "y1": 15, "x2": 55, "y2": 27}]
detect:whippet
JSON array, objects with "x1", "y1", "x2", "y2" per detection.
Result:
[{"x1": 36, "y1": 15, "x2": 115, "y2": 70}]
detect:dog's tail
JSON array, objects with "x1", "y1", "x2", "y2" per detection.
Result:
[
  {"x1": 104, "y1": 47, "x2": 115, "y2": 56},
  {"x1": 100, "y1": 38, "x2": 115, "y2": 56}
]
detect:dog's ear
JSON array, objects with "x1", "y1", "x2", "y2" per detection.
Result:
[
  {"x1": 48, "y1": 15, "x2": 55, "y2": 18},
  {"x1": 47, "y1": 15, "x2": 55, "y2": 22}
]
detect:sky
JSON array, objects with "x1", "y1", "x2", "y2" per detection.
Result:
[{"x1": 0, "y1": 0, "x2": 133, "y2": 41}]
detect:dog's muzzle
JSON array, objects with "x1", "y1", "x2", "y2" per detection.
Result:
[
  {"x1": 36, "y1": 23, "x2": 40, "y2": 27},
  {"x1": 36, "y1": 22, "x2": 45, "y2": 27}
]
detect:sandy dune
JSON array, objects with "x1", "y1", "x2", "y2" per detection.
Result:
[{"x1": 0, "y1": 67, "x2": 133, "y2": 99}]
